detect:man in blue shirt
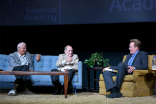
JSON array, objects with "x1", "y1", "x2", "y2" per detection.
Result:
[{"x1": 103, "y1": 39, "x2": 148, "y2": 98}]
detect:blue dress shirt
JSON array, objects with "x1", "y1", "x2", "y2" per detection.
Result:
[{"x1": 128, "y1": 50, "x2": 139, "y2": 68}]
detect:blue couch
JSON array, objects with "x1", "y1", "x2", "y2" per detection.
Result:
[{"x1": 0, "y1": 54, "x2": 82, "y2": 90}]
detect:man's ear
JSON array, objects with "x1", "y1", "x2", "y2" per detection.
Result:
[{"x1": 135, "y1": 47, "x2": 139, "y2": 51}]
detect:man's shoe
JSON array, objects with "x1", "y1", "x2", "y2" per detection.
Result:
[
  {"x1": 21, "y1": 88, "x2": 35, "y2": 95},
  {"x1": 8, "y1": 90, "x2": 17, "y2": 96},
  {"x1": 106, "y1": 92, "x2": 122, "y2": 98},
  {"x1": 113, "y1": 92, "x2": 122, "y2": 98},
  {"x1": 59, "y1": 89, "x2": 64, "y2": 95},
  {"x1": 54, "y1": 89, "x2": 59, "y2": 95},
  {"x1": 21, "y1": 90, "x2": 35, "y2": 95},
  {"x1": 106, "y1": 93, "x2": 114, "y2": 98}
]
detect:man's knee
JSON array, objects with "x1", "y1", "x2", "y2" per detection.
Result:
[
  {"x1": 51, "y1": 69, "x2": 58, "y2": 72},
  {"x1": 51, "y1": 69, "x2": 59, "y2": 82},
  {"x1": 103, "y1": 71, "x2": 112, "y2": 77},
  {"x1": 103, "y1": 70, "x2": 112, "y2": 74},
  {"x1": 118, "y1": 62, "x2": 127, "y2": 70},
  {"x1": 69, "y1": 69, "x2": 75, "y2": 75}
]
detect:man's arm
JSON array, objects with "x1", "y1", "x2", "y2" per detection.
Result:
[
  {"x1": 56, "y1": 54, "x2": 79, "y2": 70},
  {"x1": 134, "y1": 52, "x2": 148, "y2": 70},
  {"x1": 110, "y1": 66, "x2": 118, "y2": 70},
  {"x1": 128, "y1": 52, "x2": 148, "y2": 73},
  {"x1": 70, "y1": 55, "x2": 79, "y2": 70},
  {"x1": 8, "y1": 54, "x2": 20, "y2": 67},
  {"x1": 30, "y1": 54, "x2": 41, "y2": 62},
  {"x1": 103, "y1": 54, "x2": 131, "y2": 71},
  {"x1": 56, "y1": 54, "x2": 65, "y2": 67}
]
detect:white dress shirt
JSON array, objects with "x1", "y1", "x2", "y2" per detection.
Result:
[{"x1": 17, "y1": 52, "x2": 28, "y2": 65}]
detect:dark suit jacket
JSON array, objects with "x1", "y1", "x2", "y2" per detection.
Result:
[{"x1": 111, "y1": 51, "x2": 148, "y2": 70}]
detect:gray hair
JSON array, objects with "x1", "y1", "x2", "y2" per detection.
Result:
[
  {"x1": 17, "y1": 42, "x2": 26, "y2": 50},
  {"x1": 64, "y1": 45, "x2": 72, "y2": 51}
]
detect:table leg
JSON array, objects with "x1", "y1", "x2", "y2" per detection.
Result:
[
  {"x1": 94, "y1": 70, "x2": 96, "y2": 90},
  {"x1": 87, "y1": 68, "x2": 90, "y2": 91},
  {"x1": 155, "y1": 72, "x2": 156, "y2": 97},
  {"x1": 64, "y1": 74, "x2": 68, "y2": 98}
]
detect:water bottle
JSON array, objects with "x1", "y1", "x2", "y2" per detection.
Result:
[
  {"x1": 73, "y1": 85, "x2": 77, "y2": 94},
  {"x1": 152, "y1": 56, "x2": 156, "y2": 70}
]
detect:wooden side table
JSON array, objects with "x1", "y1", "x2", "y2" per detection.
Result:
[
  {"x1": 87, "y1": 67, "x2": 103, "y2": 92},
  {"x1": 148, "y1": 70, "x2": 156, "y2": 97}
]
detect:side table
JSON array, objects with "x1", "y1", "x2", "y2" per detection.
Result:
[
  {"x1": 148, "y1": 70, "x2": 156, "y2": 97},
  {"x1": 87, "y1": 67, "x2": 103, "y2": 92}
]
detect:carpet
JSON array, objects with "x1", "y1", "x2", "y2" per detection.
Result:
[{"x1": 0, "y1": 92, "x2": 156, "y2": 104}]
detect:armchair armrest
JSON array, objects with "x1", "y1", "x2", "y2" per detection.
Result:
[
  {"x1": 133, "y1": 70, "x2": 155, "y2": 96},
  {"x1": 133, "y1": 70, "x2": 155, "y2": 76}
]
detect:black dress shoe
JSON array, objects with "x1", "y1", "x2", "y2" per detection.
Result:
[
  {"x1": 106, "y1": 93, "x2": 114, "y2": 98},
  {"x1": 54, "y1": 89, "x2": 59, "y2": 95},
  {"x1": 106, "y1": 92, "x2": 122, "y2": 98},
  {"x1": 21, "y1": 91, "x2": 35, "y2": 95},
  {"x1": 21, "y1": 88, "x2": 35, "y2": 95},
  {"x1": 59, "y1": 89, "x2": 64, "y2": 95}
]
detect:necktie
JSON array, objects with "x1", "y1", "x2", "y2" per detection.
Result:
[{"x1": 128, "y1": 55, "x2": 134, "y2": 66}]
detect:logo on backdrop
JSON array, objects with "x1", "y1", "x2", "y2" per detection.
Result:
[
  {"x1": 109, "y1": 0, "x2": 156, "y2": 11},
  {"x1": 24, "y1": 7, "x2": 56, "y2": 21}
]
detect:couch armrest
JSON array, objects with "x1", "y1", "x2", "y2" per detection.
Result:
[
  {"x1": 133, "y1": 70, "x2": 155, "y2": 76},
  {"x1": 133, "y1": 70, "x2": 155, "y2": 96},
  {"x1": 77, "y1": 61, "x2": 82, "y2": 89}
]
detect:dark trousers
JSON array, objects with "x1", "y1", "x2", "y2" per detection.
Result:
[
  {"x1": 51, "y1": 69, "x2": 75, "y2": 90},
  {"x1": 13, "y1": 65, "x2": 31, "y2": 89},
  {"x1": 103, "y1": 62, "x2": 132, "y2": 92}
]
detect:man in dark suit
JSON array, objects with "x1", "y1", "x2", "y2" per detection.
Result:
[
  {"x1": 102, "y1": 39, "x2": 148, "y2": 98},
  {"x1": 7, "y1": 42, "x2": 41, "y2": 96}
]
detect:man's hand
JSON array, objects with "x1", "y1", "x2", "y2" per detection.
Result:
[
  {"x1": 127, "y1": 66, "x2": 135, "y2": 73},
  {"x1": 64, "y1": 69, "x2": 68, "y2": 72},
  {"x1": 29, "y1": 69, "x2": 33, "y2": 72},
  {"x1": 66, "y1": 57, "x2": 73, "y2": 62},
  {"x1": 36, "y1": 54, "x2": 41, "y2": 62},
  {"x1": 102, "y1": 67, "x2": 111, "y2": 72}
]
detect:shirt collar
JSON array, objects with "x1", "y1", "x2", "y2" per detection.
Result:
[
  {"x1": 132, "y1": 50, "x2": 139, "y2": 56},
  {"x1": 17, "y1": 52, "x2": 25, "y2": 57}
]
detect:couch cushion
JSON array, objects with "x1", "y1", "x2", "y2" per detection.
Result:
[
  {"x1": 51, "y1": 56, "x2": 58, "y2": 69},
  {"x1": 0, "y1": 55, "x2": 15, "y2": 83},
  {"x1": 0, "y1": 55, "x2": 9, "y2": 71},
  {"x1": 0, "y1": 75, "x2": 16, "y2": 82},
  {"x1": 31, "y1": 55, "x2": 52, "y2": 83}
]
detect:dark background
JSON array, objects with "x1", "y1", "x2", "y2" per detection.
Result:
[{"x1": 0, "y1": 22, "x2": 156, "y2": 89}]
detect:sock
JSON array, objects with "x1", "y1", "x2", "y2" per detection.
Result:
[
  {"x1": 112, "y1": 87, "x2": 119, "y2": 93},
  {"x1": 12, "y1": 85, "x2": 19, "y2": 90}
]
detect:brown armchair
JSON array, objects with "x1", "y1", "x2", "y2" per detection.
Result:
[{"x1": 99, "y1": 55, "x2": 155, "y2": 97}]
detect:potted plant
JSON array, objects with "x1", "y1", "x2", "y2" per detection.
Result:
[{"x1": 84, "y1": 52, "x2": 110, "y2": 68}]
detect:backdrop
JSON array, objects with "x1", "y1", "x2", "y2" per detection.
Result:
[{"x1": 1, "y1": 0, "x2": 155, "y2": 26}]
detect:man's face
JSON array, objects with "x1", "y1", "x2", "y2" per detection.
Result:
[
  {"x1": 65, "y1": 46, "x2": 73, "y2": 57},
  {"x1": 129, "y1": 42, "x2": 138, "y2": 54},
  {"x1": 18, "y1": 44, "x2": 27, "y2": 56}
]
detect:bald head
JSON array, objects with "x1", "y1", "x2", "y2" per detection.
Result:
[
  {"x1": 64, "y1": 45, "x2": 73, "y2": 57},
  {"x1": 17, "y1": 42, "x2": 27, "y2": 56}
]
